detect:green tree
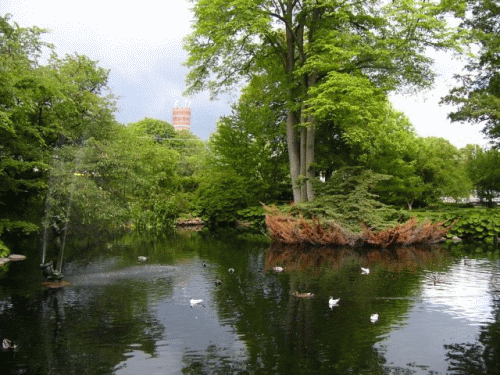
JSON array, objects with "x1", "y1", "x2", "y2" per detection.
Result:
[
  {"x1": 184, "y1": 0, "x2": 464, "y2": 202},
  {"x1": 168, "y1": 129, "x2": 208, "y2": 184},
  {"x1": 0, "y1": 15, "x2": 54, "y2": 237},
  {"x1": 127, "y1": 117, "x2": 176, "y2": 141},
  {"x1": 1, "y1": 15, "x2": 118, "y2": 244},
  {"x1": 209, "y1": 75, "x2": 291, "y2": 202},
  {"x1": 127, "y1": 118, "x2": 208, "y2": 192},
  {"x1": 442, "y1": 0, "x2": 500, "y2": 143},
  {"x1": 79, "y1": 124, "x2": 182, "y2": 232},
  {"x1": 412, "y1": 137, "x2": 472, "y2": 206},
  {"x1": 466, "y1": 147, "x2": 500, "y2": 206},
  {"x1": 362, "y1": 107, "x2": 424, "y2": 209},
  {"x1": 195, "y1": 169, "x2": 260, "y2": 227}
]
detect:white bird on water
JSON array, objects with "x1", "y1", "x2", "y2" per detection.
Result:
[
  {"x1": 370, "y1": 313, "x2": 379, "y2": 323},
  {"x1": 361, "y1": 267, "x2": 370, "y2": 275},
  {"x1": 190, "y1": 299, "x2": 203, "y2": 307},
  {"x1": 329, "y1": 297, "x2": 340, "y2": 309}
]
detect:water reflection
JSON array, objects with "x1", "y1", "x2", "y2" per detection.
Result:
[
  {"x1": 376, "y1": 256, "x2": 500, "y2": 375},
  {"x1": 265, "y1": 243, "x2": 452, "y2": 273},
  {"x1": 2, "y1": 234, "x2": 500, "y2": 374},
  {"x1": 422, "y1": 258, "x2": 498, "y2": 325}
]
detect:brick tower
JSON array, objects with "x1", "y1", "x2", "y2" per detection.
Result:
[{"x1": 172, "y1": 102, "x2": 191, "y2": 132}]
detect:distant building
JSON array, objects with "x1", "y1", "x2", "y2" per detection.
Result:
[{"x1": 172, "y1": 103, "x2": 191, "y2": 132}]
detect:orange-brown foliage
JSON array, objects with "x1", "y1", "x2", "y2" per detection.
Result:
[{"x1": 264, "y1": 205, "x2": 457, "y2": 248}]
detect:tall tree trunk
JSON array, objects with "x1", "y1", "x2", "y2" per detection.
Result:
[
  {"x1": 304, "y1": 71, "x2": 318, "y2": 201},
  {"x1": 300, "y1": 126, "x2": 307, "y2": 201},
  {"x1": 285, "y1": 0, "x2": 301, "y2": 202},
  {"x1": 306, "y1": 120, "x2": 315, "y2": 201},
  {"x1": 286, "y1": 110, "x2": 301, "y2": 202}
]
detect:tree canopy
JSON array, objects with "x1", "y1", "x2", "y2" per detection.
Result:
[
  {"x1": 185, "y1": 0, "x2": 466, "y2": 202},
  {"x1": 442, "y1": 0, "x2": 500, "y2": 143},
  {"x1": 0, "y1": 15, "x2": 116, "y2": 242}
]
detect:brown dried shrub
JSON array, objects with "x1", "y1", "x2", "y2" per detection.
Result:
[{"x1": 264, "y1": 205, "x2": 456, "y2": 248}]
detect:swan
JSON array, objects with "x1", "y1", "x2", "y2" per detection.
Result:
[
  {"x1": 329, "y1": 297, "x2": 340, "y2": 308},
  {"x1": 228, "y1": 268, "x2": 234, "y2": 274},
  {"x1": 361, "y1": 267, "x2": 370, "y2": 275},
  {"x1": 292, "y1": 291, "x2": 314, "y2": 298},
  {"x1": 273, "y1": 266, "x2": 285, "y2": 272},
  {"x1": 370, "y1": 313, "x2": 379, "y2": 323},
  {"x1": 190, "y1": 298, "x2": 203, "y2": 307},
  {"x1": 138, "y1": 256, "x2": 149, "y2": 262}
]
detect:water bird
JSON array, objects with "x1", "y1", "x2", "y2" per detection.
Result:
[
  {"x1": 433, "y1": 275, "x2": 442, "y2": 285},
  {"x1": 329, "y1": 297, "x2": 340, "y2": 309},
  {"x1": 228, "y1": 268, "x2": 234, "y2": 274},
  {"x1": 2, "y1": 339, "x2": 17, "y2": 350},
  {"x1": 361, "y1": 267, "x2": 370, "y2": 275},
  {"x1": 137, "y1": 256, "x2": 149, "y2": 262},
  {"x1": 370, "y1": 313, "x2": 379, "y2": 323},
  {"x1": 190, "y1": 298, "x2": 203, "y2": 307},
  {"x1": 216, "y1": 277, "x2": 222, "y2": 286},
  {"x1": 292, "y1": 291, "x2": 314, "y2": 298},
  {"x1": 202, "y1": 261, "x2": 206, "y2": 267},
  {"x1": 273, "y1": 266, "x2": 285, "y2": 273}
]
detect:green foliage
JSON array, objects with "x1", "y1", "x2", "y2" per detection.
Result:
[
  {"x1": 450, "y1": 211, "x2": 500, "y2": 242},
  {"x1": 236, "y1": 206, "x2": 266, "y2": 229},
  {"x1": 184, "y1": 0, "x2": 465, "y2": 202},
  {"x1": 441, "y1": 0, "x2": 500, "y2": 143},
  {"x1": 0, "y1": 239, "x2": 10, "y2": 258},
  {"x1": 371, "y1": 135, "x2": 472, "y2": 209},
  {"x1": 127, "y1": 117, "x2": 176, "y2": 141},
  {"x1": 1, "y1": 15, "x2": 53, "y2": 236},
  {"x1": 465, "y1": 147, "x2": 500, "y2": 205},
  {"x1": 208, "y1": 75, "x2": 291, "y2": 202},
  {"x1": 130, "y1": 192, "x2": 186, "y2": 234},
  {"x1": 41, "y1": 119, "x2": 185, "y2": 234},
  {"x1": 0, "y1": 15, "x2": 117, "y2": 241},
  {"x1": 412, "y1": 137, "x2": 472, "y2": 206},
  {"x1": 196, "y1": 170, "x2": 259, "y2": 227},
  {"x1": 287, "y1": 167, "x2": 397, "y2": 232},
  {"x1": 407, "y1": 208, "x2": 500, "y2": 242},
  {"x1": 168, "y1": 130, "x2": 208, "y2": 184},
  {"x1": 79, "y1": 124, "x2": 181, "y2": 231}
]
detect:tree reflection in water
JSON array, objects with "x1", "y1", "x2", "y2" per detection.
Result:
[
  {"x1": 265, "y1": 243, "x2": 452, "y2": 273},
  {"x1": 445, "y1": 304, "x2": 500, "y2": 375}
]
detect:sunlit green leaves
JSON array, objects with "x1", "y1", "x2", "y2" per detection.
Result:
[
  {"x1": 442, "y1": 0, "x2": 500, "y2": 143},
  {"x1": 466, "y1": 147, "x2": 500, "y2": 204}
]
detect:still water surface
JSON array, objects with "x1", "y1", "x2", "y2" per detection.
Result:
[{"x1": 1, "y1": 232, "x2": 499, "y2": 374}]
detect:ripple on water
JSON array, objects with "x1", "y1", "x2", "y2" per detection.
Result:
[{"x1": 421, "y1": 258, "x2": 499, "y2": 325}]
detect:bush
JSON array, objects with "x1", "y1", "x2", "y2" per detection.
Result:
[
  {"x1": 196, "y1": 170, "x2": 259, "y2": 227},
  {"x1": 284, "y1": 167, "x2": 397, "y2": 232},
  {"x1": 407, "y1": 208, "x2": 500, "y2": 242}
]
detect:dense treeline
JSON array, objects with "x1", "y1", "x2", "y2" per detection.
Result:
[
  {"x1": 0, "y1": 15, "x2": 208, "y2": 255},
  {"x1": 185, "y1": 0, "x2": 500, "y2": 229},
  {"x1": 3, "y1": 0, "x2": 500, "y2": 254}
]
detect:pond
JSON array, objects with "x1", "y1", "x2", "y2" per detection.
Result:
[{"x1": 1, "y1": 231, "x2": 499, "y2": 375}]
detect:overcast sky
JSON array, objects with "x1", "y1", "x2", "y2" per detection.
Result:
[{"x1": 1, "y1": 0, "x2": 489, "y2": 148}]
